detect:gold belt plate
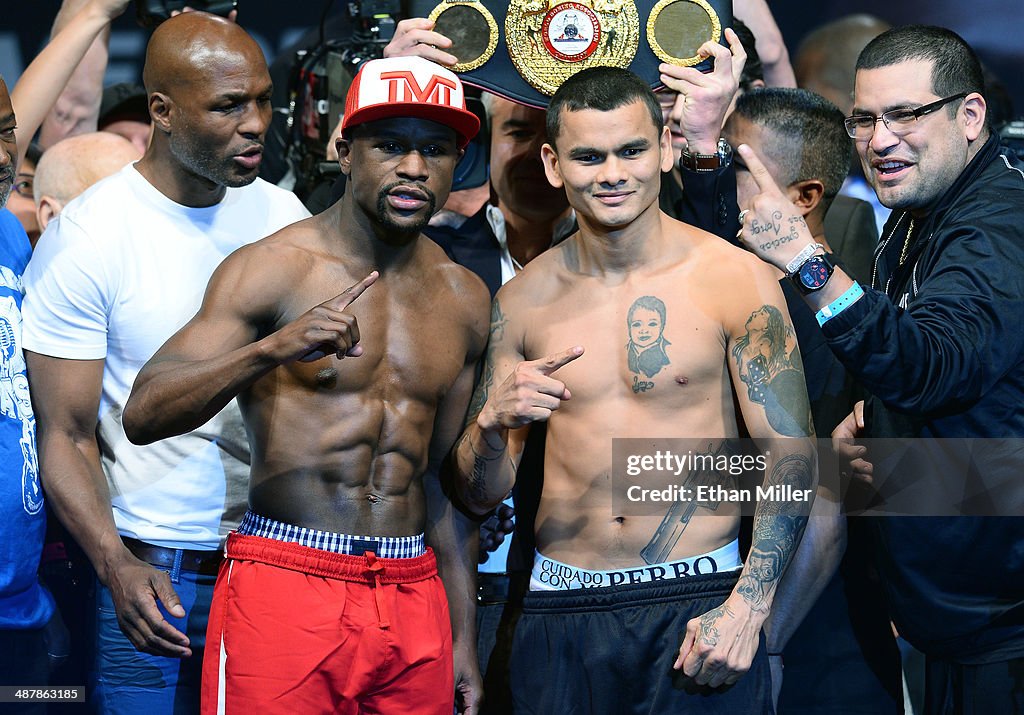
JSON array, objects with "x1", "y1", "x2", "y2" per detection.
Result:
[
  {"x1": 428, "y1": 0, "x2": 500, "y2": 72},
  {"x1": 647, "y1": 0, "x2": 722, "y2": 66},
  {"x1": 505, "y1": 0, "x2": 640, "y2": 97}
]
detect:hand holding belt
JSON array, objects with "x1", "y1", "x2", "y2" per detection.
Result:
[{"x1": 411, "y1": 0, "x2": 733, "y2": 107}]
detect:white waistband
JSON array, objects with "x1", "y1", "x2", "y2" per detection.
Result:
[{"x1": 530, "y1": 540, "x2": 742, "y2": 591}]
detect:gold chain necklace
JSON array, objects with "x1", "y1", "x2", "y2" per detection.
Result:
[{"x1": 899, "y1": 218, "x2": 916, "y2": 266}]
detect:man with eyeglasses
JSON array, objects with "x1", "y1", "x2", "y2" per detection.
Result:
[{"x1": 733, "y1": 24, "x2": 1024, "y2": 715}]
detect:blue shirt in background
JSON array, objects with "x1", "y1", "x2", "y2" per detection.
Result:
[{"x1": 0, "y1": 207, "x2": 53, "y2": 629}]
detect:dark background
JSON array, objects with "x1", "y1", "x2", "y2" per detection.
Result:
[
  {"x1": 2, "y1": 0, "x2": 1021, "y2": 120},
  {"x1": 772, "y1": 0, "x2": 1022, "y2": 118}
]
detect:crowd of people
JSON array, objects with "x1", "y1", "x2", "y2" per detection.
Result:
[{"x1": 1, "y1": 2, "x2": 1021, "y2": 715}]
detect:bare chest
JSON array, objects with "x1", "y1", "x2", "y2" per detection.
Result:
[
  {"x1": 273, "y1": 275, "x2": 468, "y2": 404},
  {"x1": 523, "y1": 281, "x2": 729, "y2": 409}
]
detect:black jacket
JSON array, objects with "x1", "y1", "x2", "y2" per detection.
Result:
[
  {"x1": 824, "y1": 136, "x2": 1024, "y2": 438},
  {"x1": 821, "y1": 135, "x2": 1024, "y2": 662}
]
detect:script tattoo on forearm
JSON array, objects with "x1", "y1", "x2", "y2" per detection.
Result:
[
  {"x1": 626, "y1": 295, "x2": 672, "y2": 394},
  {"x1": 736, "y1": 453, "x2": 812, "y2": 612},
  {"x1": 731, "y1": 305, "x2": 812, "y2": 437},
  {"x1": 463, "y1": 428, "x2": 510, "y2": 505},
  {"x1": 463, "y1": 300, "x2": 513, "y2": 505},
  {"x1": 468, "y1": 450, "x2": 497, "y2": 504},
  {"x1": 460, "y1": 424, "x2": 512, "y2": 506}
]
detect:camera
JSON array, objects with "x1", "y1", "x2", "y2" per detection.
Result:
[
  {"x1": 280, "y1": 0, "x2": 487, "y2": 206},
  {"x1": 135, "y1": 0, "x2": 239, "y2": 28},
  {"x1": 283, "y1": 0, "x2": 401, "y2": 199}
]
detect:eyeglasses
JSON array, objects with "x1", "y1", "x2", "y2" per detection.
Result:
[
  {"x1": 844, "y1": 93, "x2": 968, "y2": 139},
  {"x1": 13, "y1": 175, "x2": 33, "y2": 198}
]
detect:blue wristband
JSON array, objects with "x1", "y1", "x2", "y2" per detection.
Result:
[{"x1": 815, "y1": 282, "x2": 864, "y2": 326}]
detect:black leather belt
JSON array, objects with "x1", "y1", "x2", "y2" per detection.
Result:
[
  {"x1": 477, "y1": 572, "x2": 530, "y2": 605},
  {"x1": 122, "y1": 537, "x2": 223, "y2": 576}
]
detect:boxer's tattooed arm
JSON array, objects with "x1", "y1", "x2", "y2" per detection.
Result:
[
  {"x1": 731, "y1": 305, "x2": 812, "y2": 437},
  {"x1": 736, "y1": 454, "x2": 812, "y2": 613},
  {"x1": 465, "y1": 439, "x2": 509, "y2": 505},
  {"x1": 489, "y1": 300, "x2": 507, "y2": 342},
  {"x1": 459, "y1": 298, "x2": 517, "y2": 506},
  {"x1": 465, "y1": 300, "x2": 506, "y2": 427},
  {"x1": 465, "y1": 359, "x2": 494, "y2": 429}
]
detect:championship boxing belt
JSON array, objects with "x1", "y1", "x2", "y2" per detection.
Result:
[{"x1": 412, "y1": 0, "x2": 732, "y2": 107}]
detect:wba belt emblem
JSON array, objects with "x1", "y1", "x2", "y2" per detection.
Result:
[
  {"x1": 424, "y1": 0, "x2": 731, "y2": 108},
  {"x1": 506, "y1": 0, "x2": 640, "y2": 96}
]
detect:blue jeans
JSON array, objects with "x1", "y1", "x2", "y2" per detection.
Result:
[{"x1": 91, "y1": 564, "x2": 216, "y2": 715}]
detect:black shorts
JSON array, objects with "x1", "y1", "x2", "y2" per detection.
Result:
[{"x1": 509, "y1": 570, "x2": 773, "y2": 715}]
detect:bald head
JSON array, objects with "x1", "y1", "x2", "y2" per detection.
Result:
[
  {"x1": 795, "y1": 14, "x2": 891, "y2": 115},
  {"x1": 143, "y1": 12, "x2": 264, "y2": 96},
  {"x1": 34, "y1": 132, "x2": 140, "y2": 234},
  {"x1": 136, "y1": 12, "x2": 272, "y2": 203}
]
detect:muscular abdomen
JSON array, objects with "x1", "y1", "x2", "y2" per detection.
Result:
[{"x1": 238, "y1": 350, "x2": 444, "y2": 535}]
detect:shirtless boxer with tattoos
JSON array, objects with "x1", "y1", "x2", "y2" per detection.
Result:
[{"x1": 454, "y1": 66, "x2": 816, "y2": 714}]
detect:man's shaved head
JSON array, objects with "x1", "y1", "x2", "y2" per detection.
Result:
[
  {"x1": 142, "y1": 12, "x2": 263, "y2": 97},
  {"x1": 35, "y1": 132, "x2": 140, "y2": 206},
  {"x1": 137, "y1": 11, "x2": 273, "y2": 204},
  {"x1": 33, "y1": 132, "x2": 140, "y2": 236}
]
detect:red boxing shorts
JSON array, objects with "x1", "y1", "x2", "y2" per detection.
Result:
[{"x1": 201, "y1": 532, "x2": 454, "y2": 714}]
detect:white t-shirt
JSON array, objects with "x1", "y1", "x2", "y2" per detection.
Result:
[{"x1": 23, "y1": 164, "x2": 310, "y2": 549}]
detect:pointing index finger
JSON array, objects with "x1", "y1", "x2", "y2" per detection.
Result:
[
  {"x1": 535, "y1": 346, "x2": 584, "y2": 376},
  {"x1": 736, "y1": 144, "x2": 782, "y2": 195},
  {"x1": 332, "y1": 271, "x2": 379, "y2": 309}
]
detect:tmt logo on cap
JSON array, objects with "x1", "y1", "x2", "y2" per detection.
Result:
[{"x1": 342, "y1": 57, "x2": 481, "y2": 149}]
